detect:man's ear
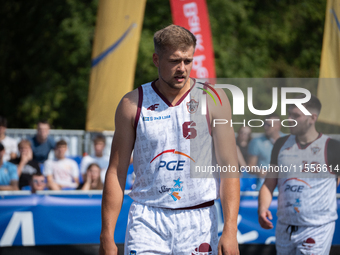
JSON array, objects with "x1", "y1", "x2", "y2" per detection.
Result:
[
  {"x1": 311, "y1": 112, "x2": 318, "y2": 123},
  {"x1": 153, "y1": 53, "x2": 159, "y2": 68}
]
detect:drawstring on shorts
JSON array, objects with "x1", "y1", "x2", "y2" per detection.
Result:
[{"x1": 286, "y1": 225, "x2": 299, "y2": 240}]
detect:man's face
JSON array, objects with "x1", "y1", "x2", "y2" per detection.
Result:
[
  {"x1": 288, "y1": 106, "x2": 314, "y2": 136},
  {"x1": 263, "y1": 117, "x2": 281, "y2": 137},
  {"x1": 19, "y1": 143, "x2": 32, "y2": 157},
  {"x1": 54, "y1": 145, "x2": 67, "y2": 159},
  {"x1": 32, "y1": 176, "x2": 46, "y2": 191},
  {"x1": 37, "y1": 123, "x2": 50, "y2": 141},
  {"x1": 153, "y1": 46, "x2": 194, "y2": 90},
  {"x1": 94, "y1": 141, "x2": 105, "y2": 156}
]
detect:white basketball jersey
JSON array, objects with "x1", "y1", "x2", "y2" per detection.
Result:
[
  {"x1": 277, "y1": 134, "x2": 338, "y2": 226},
  {"x1": 130, "y1": 79, "x2": 220, "y2": 209}
]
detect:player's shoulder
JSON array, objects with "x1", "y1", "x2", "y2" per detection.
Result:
[
  {"x1": 326, "y1": 137, "x2": 340, "y2": 150},
  {"x1": 276, "y1": 135, "x2": 290, "y2": 144}
]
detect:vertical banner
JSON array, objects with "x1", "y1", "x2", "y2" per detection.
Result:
[
  {"x1": 170, "y1": 0, "x2": 216, "y2": 78},
  {"x1": 317, "y1": 0, "x2": 340, "y2": 125},
  {"x1": 86, "y1": 0, "x2": 146, "y2": 131}
]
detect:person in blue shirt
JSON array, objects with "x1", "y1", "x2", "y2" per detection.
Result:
[
  {"x1": 247, "y1": 114, "x2": 284, "y2": 190},
  {"x1": 0, "y1": 143, "x2": 19, "y2": 190},
  {"x1": 29, "y1": 120, "x2": 56, "y2": 164}
]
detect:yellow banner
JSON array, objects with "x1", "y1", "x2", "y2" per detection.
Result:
[
  {"x1": 86, "y1": 0, "x2": 146, "y2": 131},
  {"x1": 318, "y1": 0, "x2": 340, "y2": 125}
]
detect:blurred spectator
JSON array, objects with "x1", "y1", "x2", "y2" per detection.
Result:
[
  {"x1": 30, "y1": 173, "x2": 47, "y2": 193},
  {"x1": 29, "y1": 120, "x2": 56, "y2": 163},
  {"x1": 78, "y1": 163, "x2": 103, "y2": 190},
  {"x1": 0, "y1": 143, "x2": 19, "y2": 190},
  {"x1": 9, "y1": 140, "x2": 41, "y2": 189},
  {"x1": 80, "y1": 134, "x2": 109, "y2": 183},
  {"x1": 247, "y1": 114, "x2": 284, "y2": 190},
  {"x1": 0, "y1": 116, "x2": 18, "y2": 161},
  {"x1": 44, "y1": 140, "x2": 79, "y2": 190},
  {"x1": 236, "y1": 126, "x2": 252, "y2": 164}
]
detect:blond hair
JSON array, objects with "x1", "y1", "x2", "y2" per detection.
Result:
[{"x1": 154, "y1": 25, "x2": 196, "y2": 54}]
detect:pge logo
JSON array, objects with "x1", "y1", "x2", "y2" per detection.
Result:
[
  {"x1": 150, "y1": 149, "x2": 195, "y2": 171},
  {"x1": 282, "y1": 178, "x2": 311, "y2": 192},
  {"x1": 284, "y1": 185, "x2": 304, "y2": 193}
]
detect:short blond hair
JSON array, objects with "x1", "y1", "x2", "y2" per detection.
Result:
[{"x1": 154, "y1": 25, "x2": 196, "y2": 54}]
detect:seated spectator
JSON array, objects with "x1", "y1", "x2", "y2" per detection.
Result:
[
  {"x1": 236, "y1": 126, "x2": 252, "y2": 164},
  {"x1": 0, "y1": 116, "x2": 18, "y2": 161},
  {"x1": 30, "y1": 173, "x2": 47, "y2": 193},
  {"x1": 29, "y1": 120, "x2": 56, "y2": 163},
  {"x1": 9, "y1": 140, "x2": 41, "y2": 189},
  {"x1": 80, "y1": 134, "x2": 109, "y2": 183},
  {"x1": 0, "y1": 143, "x2": 19, "y2": 190},
  {"x1": 44, "y1": 140, "x2": 79, "y2": 190},
  {"x1": 78, "y1": 163, "x2": 103, "y2": 190}
]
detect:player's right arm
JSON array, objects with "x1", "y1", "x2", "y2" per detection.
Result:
[
  {"x1": 258, "y1": 174, "x2": 277, "y2": 229},
  {"x1": 99, "y1": 89, "x2": 138, "y2": 255}
]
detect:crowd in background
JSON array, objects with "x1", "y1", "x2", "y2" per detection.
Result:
[
  {"x1": 0, "y1": 114, "x2": 287, "y2": 193},
  {"x1": 0, "y1": 116, "x2": 135, "y2": 193}
]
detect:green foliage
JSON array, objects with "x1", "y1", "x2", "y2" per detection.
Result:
[{"x1": 0, "y1": 0, "x2": 98, "y2": 128}]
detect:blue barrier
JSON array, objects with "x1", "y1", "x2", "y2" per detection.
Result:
[{"x1": 0, "y1": 192, "x2": 339, "y2": 246}]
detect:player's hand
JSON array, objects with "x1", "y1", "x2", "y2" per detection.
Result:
[
  {"x1": 99, "y1": 237, "x2": 118, "y2": 255},
  {"x1": 218, "y1": 230, "x2": 239, "y2": 255},
  {"x1": 258, "y1": 209, "x2": 273, "y2": 229}
]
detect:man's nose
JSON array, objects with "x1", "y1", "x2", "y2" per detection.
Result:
[{"x1": 177, "y1": 61, "x2": 185, "y2": 72}]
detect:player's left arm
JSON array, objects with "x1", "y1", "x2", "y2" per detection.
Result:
[{"x1": 209, "y1": 87, "x2": 240, "y2": 255}]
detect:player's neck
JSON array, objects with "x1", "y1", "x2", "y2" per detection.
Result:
[
  {"x1": 155, "y1": 78, "x2": 191, "y2": 105},
  {"x1": 0, "y1": 133, "x2": 5, "y2": 140},
  {"x1": 296, "y1": 127, "x2": 319, "y2": 145}
]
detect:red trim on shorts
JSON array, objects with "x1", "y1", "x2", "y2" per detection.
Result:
[
  {"x1": 171, "y1": 200, "x2": 214, "y2": 210},
  {"x1": 134, "y1": 86, "x2": 143, "y2": 131}
]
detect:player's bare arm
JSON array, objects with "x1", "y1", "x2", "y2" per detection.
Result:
[
  {"x1": 258, "y1": 170, "x2": 278, "y2": 229},
  {"x1": 209, "y1": 88, "x2": 240, "y2": 255},
  {"x1": 99, "y1": 89, "x2": 138, "y2": 255}
]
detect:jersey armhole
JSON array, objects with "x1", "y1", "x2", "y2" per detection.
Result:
[
  {"x1": 271, "y1": 135, "x2": 290, "y2": 165},
  {"x1": 134, "y1": 86, "x2": 143, "y2": 131},
  {"x1": 203, "y1": 83, "x2": 212, "y2": 136}
]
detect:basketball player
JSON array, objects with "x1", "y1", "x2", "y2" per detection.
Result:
[
  {"x1": 258, "y1": 95, "x2": 340, "y2": 254},
  {"x1": 99, "y1": 25, "x2": 240, "y2": 255}
]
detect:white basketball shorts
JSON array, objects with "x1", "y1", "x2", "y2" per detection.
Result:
[
  {"x1": 124, "y1": 201, "x2": 219, "y2": 255},
  {"x1": 275, "y1": 220, "x2": 335, "y2": 255}
]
